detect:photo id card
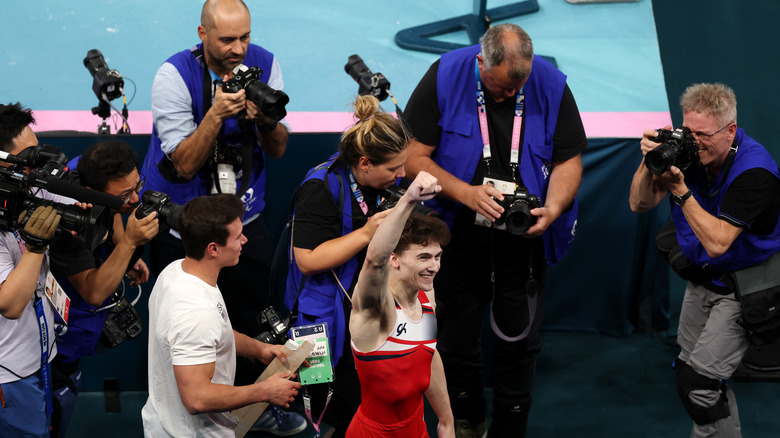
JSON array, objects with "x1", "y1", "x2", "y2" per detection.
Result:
[
  {"x1": 44, "y1": 271, "x2": 70, "y2": 323},
  {"x1": 474, "y1": 175, "x2": 517, "y2": 231},
  {"x1": 291, "y1": 323, "x2": 334, "y2": 385}
]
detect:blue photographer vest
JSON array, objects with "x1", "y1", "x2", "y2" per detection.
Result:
[
  {"x1": 284, "y1": 153, "x2": 359, "y2": 367},
  {"x1": 673, "y1": 128, "x2": 780, "y2": 273},
  {"x1": 142, "y1": 43, "x2": 274, "y2": 217},
  {"x1": 54, "y1": 259, "x2": 112, "y2": 362},
  {"x1": 430, "y1": 45, "x2": 578, "y2": 264}
]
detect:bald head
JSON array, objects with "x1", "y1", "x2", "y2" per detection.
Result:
[
  {"x1": 480, "y1": 23, "x2": 534, "y2": 81},
  {"x1": 201, "y1": 0, "x2": 250, "y2": 30}
]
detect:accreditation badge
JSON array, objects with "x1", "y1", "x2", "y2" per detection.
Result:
[
  {"x1": 291, "y1": 323, "x2": 334, "y2": 385},
  {"x1": 44, "y1": 271, "x2": 70, "y2": 323},
  {"x1": 474, "y1": 175, "x2": 517, "y2": 231}
]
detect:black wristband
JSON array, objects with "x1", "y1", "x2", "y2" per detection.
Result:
[
  {"x1": 19, "y1": 229, "x2": 51, "y2": 253},
  {"x1": 258, "y1": 120, "x2": 277, "y2": 133}
]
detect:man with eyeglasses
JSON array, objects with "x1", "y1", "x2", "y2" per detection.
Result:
[
  {"x1": 47, "y1": 139, "x2": 159, "y2": 437},
  {"x1": 630, "y1": 83, "x2": 780, "y2": 437}
]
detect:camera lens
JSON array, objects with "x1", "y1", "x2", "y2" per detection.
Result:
[
  {"x1": 244, "y1": 80, "x2": 289, "y2": 122},
  {"x1": 345, "y1": 55, "x2": 372, "y2": 83},
  {"x1": 505, "y1": 201, "x2": 535, "y2": 235},
  {"x1": 645, "y1": 142, "x2": 678, "y2": 175}
]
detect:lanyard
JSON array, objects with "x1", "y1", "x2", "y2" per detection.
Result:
[
  {"x1": 303, "y1": 386, "x2": 333, "y2": 437},
  {"x1": 347, "y1": 168, "x2": 380, "y2": 216},
  {"x1": 475, "y1": 58, "x2": 525, "y2": 178},
  {"x1": 34, "y1": 296, "x2": 53, "y2": 416},
  {"x1": 13, "y1": 229, "x2": 53, "y2": 415}
]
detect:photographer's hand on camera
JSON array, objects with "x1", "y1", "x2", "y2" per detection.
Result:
[
  {"x1": 630, "y1": 125, "x2": 680, "y2": 213},
  {"x1": 168, "y1": 78, "x2": 247, "y2": 180},
  {"x1": 18, "y1": 206, "x2": 61, "y2": 254},
  {"x1": 125, "y1": 208, "x2": 160, "y2": 248},
  {"x1": 465, "y1": 183, "x2": 506, "y2": 223},
  {"x1": 245, "y1": 96, "x2": 288, "y2": 159},
  {"x1": 213, "y1": 78, "x2": 247, "y2": 121},
  {"x1": 523, "y1": 204, "x2": 558, "y2": 238},
  {"x1": 640, "y1": 125, "x2": 672, "y2": 157},
  {"x1": 362, "y1": 209, "x2": 391, "y2": 240}
]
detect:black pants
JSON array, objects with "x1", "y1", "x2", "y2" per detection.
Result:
[
  {"x1": 435, "y1": 210, "x2": 547, "y2": 438},
  {"x1": 150, "y1": 217, "x2": 274, "y2": 385}
]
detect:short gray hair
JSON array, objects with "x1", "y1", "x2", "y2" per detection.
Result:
[
  {"x1": 680, "y1": 83, "x2": 737, "y2": 126},
  {"x1": 480, "y1": 23, "x2": 534, "y2": 80}
]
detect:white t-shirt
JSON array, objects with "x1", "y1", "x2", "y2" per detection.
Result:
[{"x1": 142, "y1": 259, "x2": 237, "y2": 437}]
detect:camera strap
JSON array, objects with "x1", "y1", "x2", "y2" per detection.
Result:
[
  {"x1": 200, "y1": 47, "x2": 253, "y2": 198},
  {"x1": 475, "y1": 58, "x2": 525, "y2": 180},
  {"x1": 698, "y1": 142, "x2": 738, "y2": 199}
]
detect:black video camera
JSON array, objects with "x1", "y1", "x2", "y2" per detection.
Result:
[
  {"x1": 345, "y1": 55, "x2": 391, "y2": 102},
  {"x1": 222, "y1": 64, "x2": 289, "y2": 123},
  {"x1": 377, "y1": 185, "x2": 441, "y2": 218},
  {"x1": 135, "y1": 190, "x2": 183, "y2": 233},
  {"x1": 645, "y1": 127, "x2": 700, "y2": 175},
  {"x1": 83, "y1": 49, "x2": 124, "y2": 102},
  {"x1": 0, "y1": 145, "x2": 122, "y2": 252},
  {"x1": 255, "y1": 307, "x2": 290, "y2": 345},
  {"x1": 494, "y1": 187, "x2": 541, "y2": 236}
]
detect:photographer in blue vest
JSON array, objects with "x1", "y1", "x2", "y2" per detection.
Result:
[
  {"x1": 48, "y1": 139, "x2": 158, "y2": 438},
  {"x1": 630, "y1": 83, "x2": 780, "y2": 437},
  {"x1": 284, "y1": 94, "x2": 408, "y2": 437},
  {"x1": 403, "y1": 24, "x2": 587, "y2": 437},
  {"x1": 140, "y1": 0, "x2": 302, "y2": 433}
]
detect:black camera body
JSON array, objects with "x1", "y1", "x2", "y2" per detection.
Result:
[
  {"x1": 494, "y1": 187, "x2": 541, "y2": 236},
  {"x1": 222, "y1": 64, "x2": 289, "y2": 123},
  {"x1": 645, "y1": 127, "x2": 700, "y2": 175},
  {"x1": 135, "y1": 190, "x2": 183, "y2": 232},
  {"x1": 101, "y1": 294, "x2": 143, "y2": 349},
  {"x1": 83, "y1": 49, "x2": 124, "y2": 102},
  {"x1": 255, "y1": 307, "x2": 290, "y2": 345},
  {"x1": 376, "y1": 185, "x2": 441, "y2": 218},
  {"x1": 345, "y1": 55, "x2": 391, "y2": 102},
  {"x1": 0, "y1": 144, "x2": 120, "y2": 252}
]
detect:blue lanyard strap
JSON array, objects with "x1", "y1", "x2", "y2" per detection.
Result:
[
  {"x1": 474, "y1": 57, "x2": 525, "y2": 177},
  {"x1": 15, "y1": 229, "x2": 54, "y2": 415},
  {"x1": 34, "y1": 296, "x2": 53, "y2": 416}
]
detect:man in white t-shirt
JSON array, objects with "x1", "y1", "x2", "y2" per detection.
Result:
[{"x1": 142, "y1": 193, "x2": 301, "y2": 437}]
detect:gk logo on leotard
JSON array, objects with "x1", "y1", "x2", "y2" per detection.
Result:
[{"x1": 396, "y1": 323, "x2": 407, "y2": 337}]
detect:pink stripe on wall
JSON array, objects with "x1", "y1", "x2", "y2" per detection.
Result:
[{"x1": 33, "y1": 110, "x2": 671, "y2": 139}]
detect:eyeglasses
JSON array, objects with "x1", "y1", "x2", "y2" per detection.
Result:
[
  {"x1": 121, "y1": 174, "x2": 146, "y2": 204},
  {"x1": 691, "y1": 124, "x2": 730, "y2": 141}
]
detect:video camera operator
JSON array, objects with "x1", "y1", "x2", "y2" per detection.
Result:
[
  {"x1": 629, "y1": 83, "x2": 780, "y2": 436},
  {"x1": 0, "y1": 102, "x2": 69, "y2": 437},
  {"x1": 47, "y1": 139, "x2": 159, "y2": 437},
  {"x1": 139, "y1": 0, "x2": 304, "y2": 434}
]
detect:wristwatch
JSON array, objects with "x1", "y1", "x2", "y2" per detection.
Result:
[{"x1": 672, "y1": 189, "x2": 692, "y2": 206}]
